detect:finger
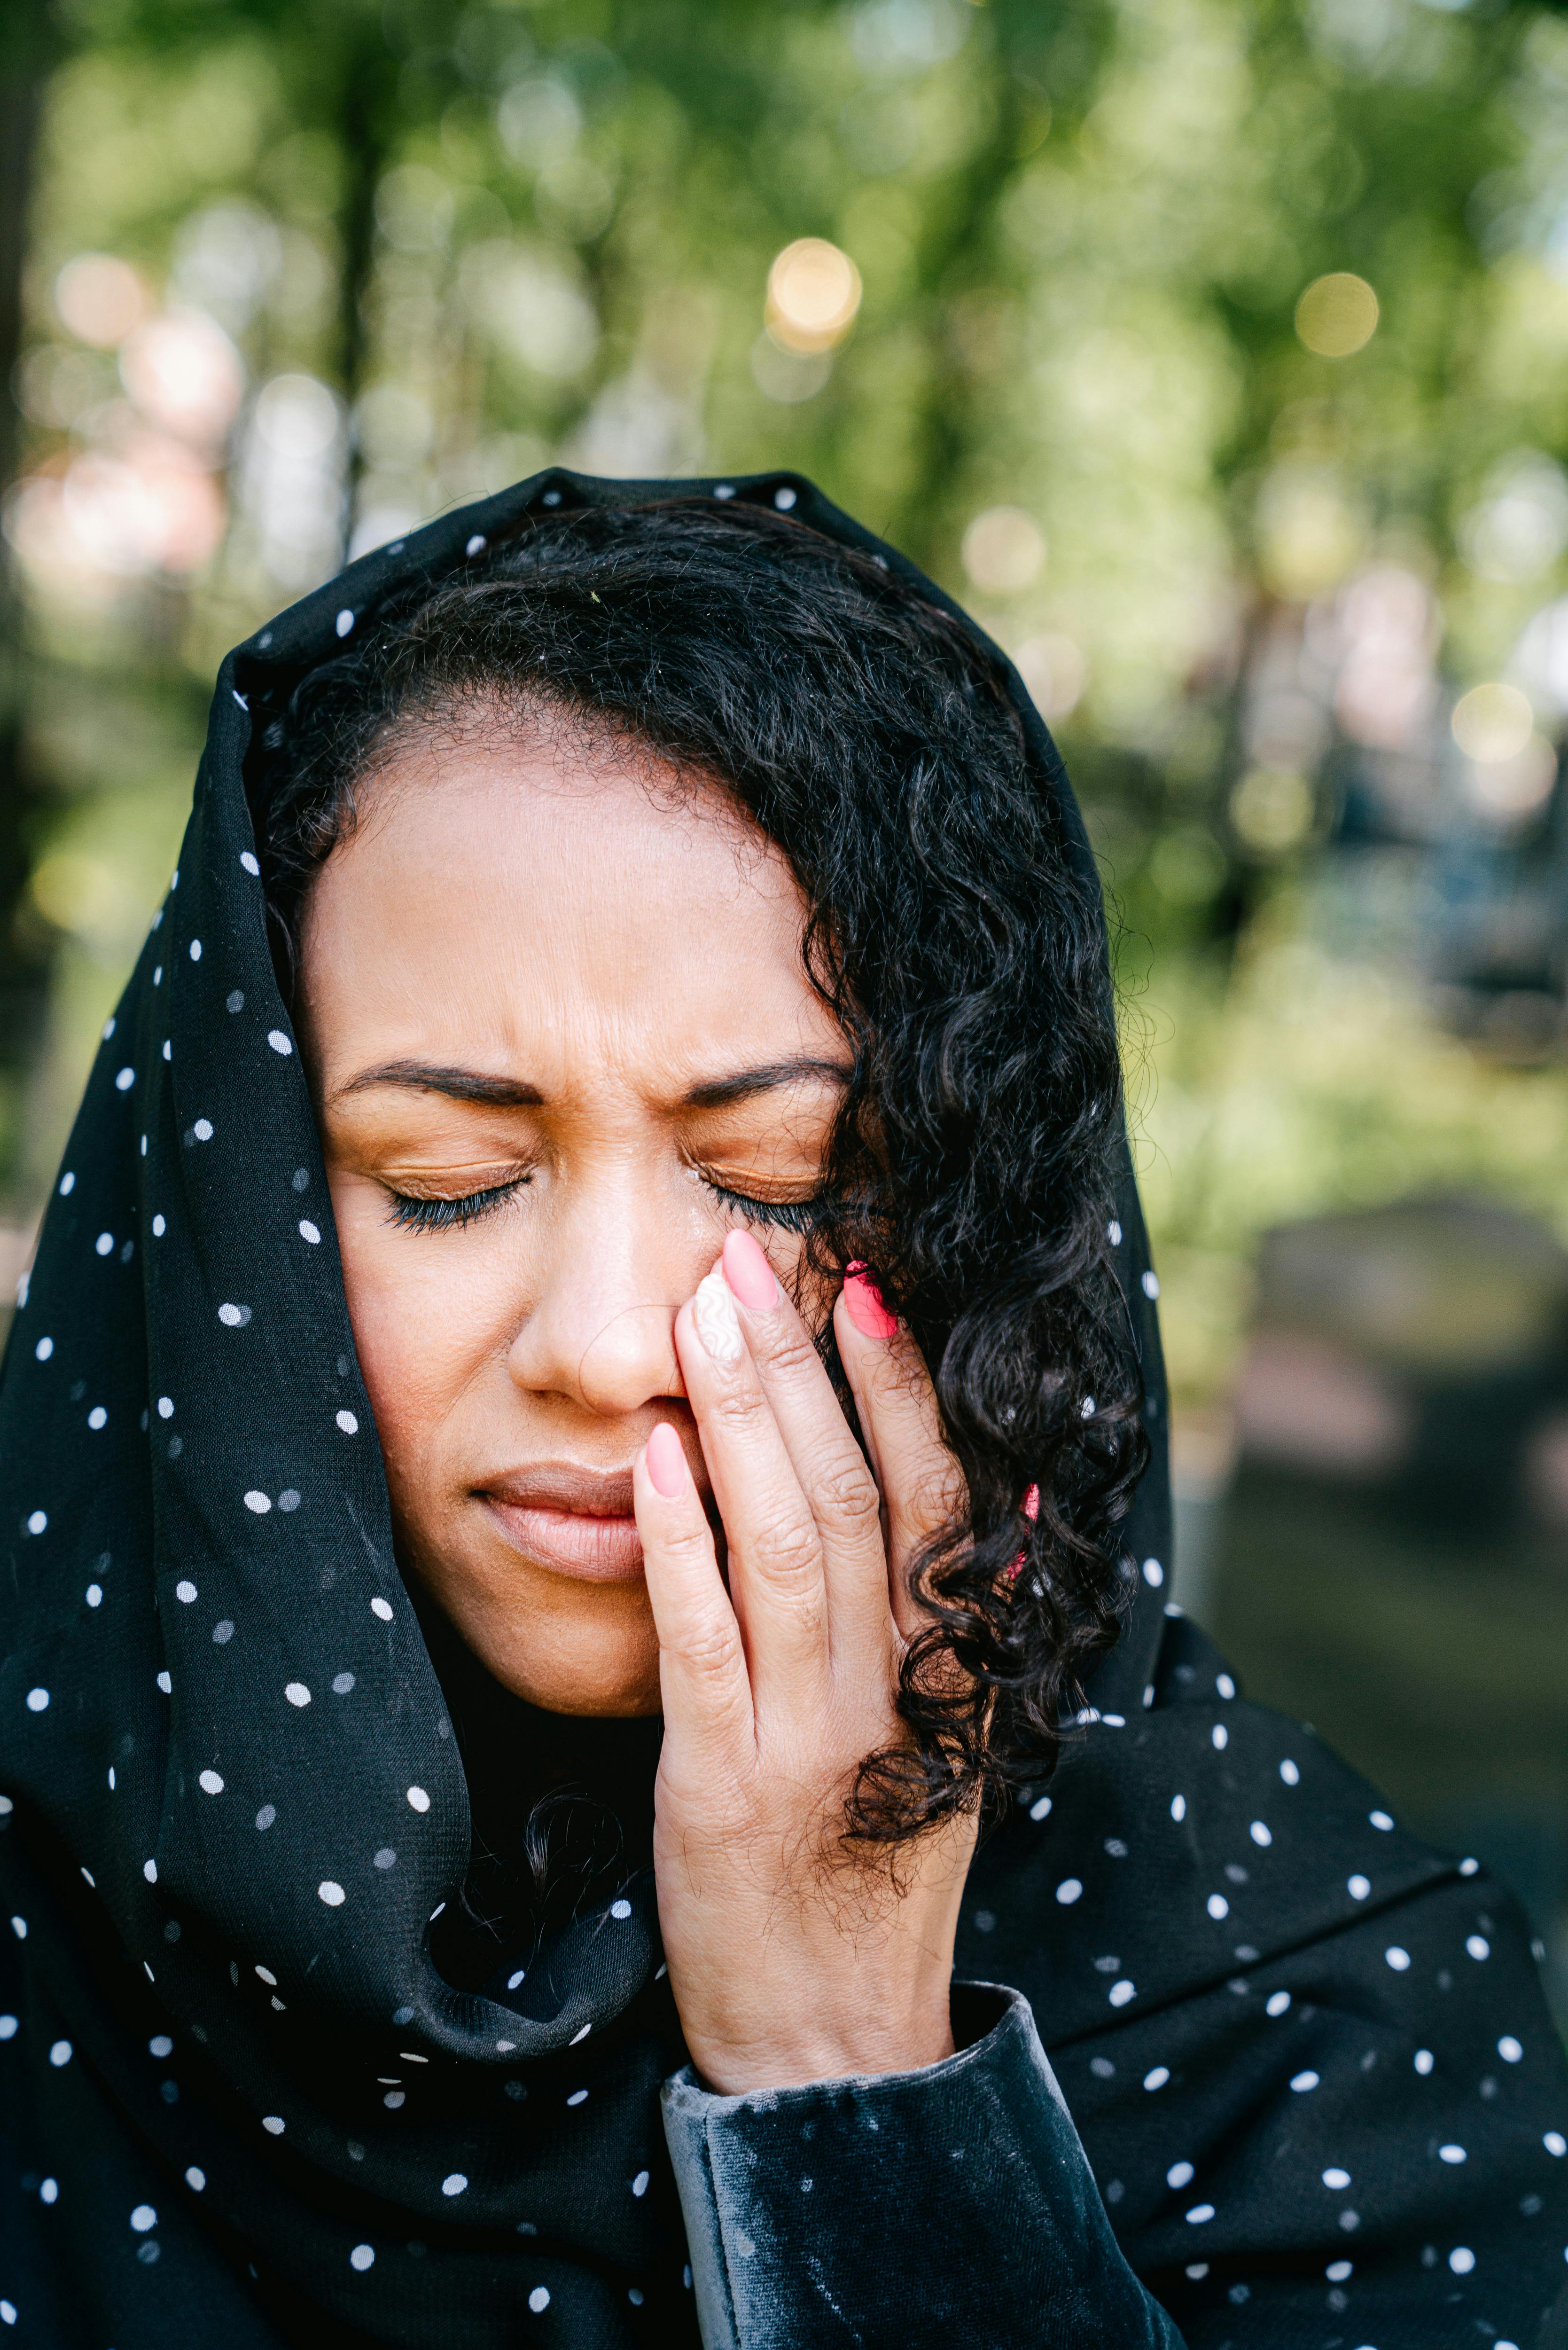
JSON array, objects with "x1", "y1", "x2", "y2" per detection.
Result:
[
  {"x1": 835, "y1": 1269, "x2": 966, "y2": 1643},
  {"x1": 718, "y1": 1228, "x2": 892, "y2": 1670},
  {"x1": 676, "y1": 1259, "x2": 830, "y2": 1713},
  {"x1": 634, "y1": 1420, "x2": 754, "y2": 1766}
]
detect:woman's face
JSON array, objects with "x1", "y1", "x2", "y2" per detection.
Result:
[{"x1": 297, "y1": 720, "x2": 848, "y2": 1718}]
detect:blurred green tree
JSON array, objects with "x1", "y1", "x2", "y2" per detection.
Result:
[{"x1": 7, "y1": 0, "x2": 1568, "y2": 1398}]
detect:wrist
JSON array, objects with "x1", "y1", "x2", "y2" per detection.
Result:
[{"x1": 689, "y1": 2008, "x2": 957, "y2": 2096}]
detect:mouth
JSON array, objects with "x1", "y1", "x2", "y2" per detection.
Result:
[{"x1": 476, "y1": 1463, "x2": 647, "y2": 1584}]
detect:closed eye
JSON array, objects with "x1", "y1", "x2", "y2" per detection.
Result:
[
  {"x1": 385, "y1": 1177, "x2": 530, "y2": 1234},
  {"x1": 383, "y1": 1170, "x2": 821, "y2": 1235},
  {"x1": 704, "y1": 1179, "x2": 826, "y2": 1235}
]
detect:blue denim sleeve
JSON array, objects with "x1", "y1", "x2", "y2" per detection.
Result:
[{"x1": 660, "y1": 1983, "x2": 1188, "y2": 2349}]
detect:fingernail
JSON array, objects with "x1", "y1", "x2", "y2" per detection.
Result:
[
  {"x1": 693, "y1": 1269, "x2": 744, "y2": 1363},
  {"x1": 722, "y1": 1228, "x2": 780, "y2": 1311},
  {"x1": 843, "y1": 1264, "x2": 898, "y2": 1340},
  {"x1": 647, "y1": 1422, "x2": 688, "y2": 1498}
]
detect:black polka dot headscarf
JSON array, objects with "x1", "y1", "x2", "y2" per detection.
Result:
[{"x1": 1, "y1": 472, "x2": 1565, "y2": 2347}]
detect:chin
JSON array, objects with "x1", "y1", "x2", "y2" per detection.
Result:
[
  {"x1": 482, "y1": 1636, "x2": 664, "y2": 1719},
  {"x1": 408, "y1": 1528, "x2": 663, "y2": 1717}
]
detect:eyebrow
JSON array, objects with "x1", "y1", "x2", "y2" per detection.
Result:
[
  {"x1": 334, "y1": 1061, "x2": 543, "y2": 1107},
  {"x1": 333, "y1": 1055, "x2": 851, "y2": 1110},
  {"x1": 682, "y1": 1057, "x2": 850, "y2": 1109}
]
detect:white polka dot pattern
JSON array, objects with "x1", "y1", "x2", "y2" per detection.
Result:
[{"x1": 1, "y1": 472, "x2": 1564, "y2": 2350}]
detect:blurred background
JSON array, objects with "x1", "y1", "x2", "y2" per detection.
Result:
[{"x1": 2, "y1": 0, "x2": 1567, "y2": 2022}]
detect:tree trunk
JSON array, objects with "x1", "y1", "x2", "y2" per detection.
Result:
[{"x1": 0, "y1": 16, "x2": 55, "y2": 1209}]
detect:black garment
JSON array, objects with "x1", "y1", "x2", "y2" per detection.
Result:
[
  {"x1": 1, "y1": 469, "x2": 1566, "y2": 2350},
  {"x1": 664, "y1": 1987, "x2": 1182, "y2": 2349}
]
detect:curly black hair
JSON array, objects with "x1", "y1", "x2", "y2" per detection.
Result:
[{"x1": 244, "y1": 494, "x2": 1148, "y2": 1848}]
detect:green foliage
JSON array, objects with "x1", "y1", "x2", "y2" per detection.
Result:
[{"x1": 9, "y1": 0, "x2": 1568, "y2": 1398}]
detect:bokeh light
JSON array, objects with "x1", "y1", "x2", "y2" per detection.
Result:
[
  {"x1": 1294, "y1": 273, "x2": 1379, "y2": 359},
  {"x1": 962, "y1": 507, "x2": 1045, "y2": 595},
  {"x1": 1333, "y1": 567, "x2": 1437, "y2": 752},
  {"x1": 1230, "y1": 767, "x2": 1316, "y2": 855},
  {"x1": 1513, "y1": 598, "x2": 1568, "y2": 723},
  {"x1": 120, "y1": 313, "x2": 244, "y2": 448},
  {"x1": 1467, "y1": 736, "x2": 1557, "y2": 820},
  {"x1": 1458, "y1": 454, "x2": 1568, "y2": 587},
  {"x1": 237, "y1": 372, "x2": 345, "y2": 588},
  {"x1": 751, "y1": 337, "x2": 832, "y2": 405},
  {"x1": 54, "y1": 254, "x2": 147, "y2": 349},
  {"x1": 1256, "y1": 464, "x2": 1365, "y2": 597},
  {"x1": 30, "y1": 848, "x2": 147, "y2": 946},
  {"x1": 1013, "y1": 632, "x2": 1085, "y2": 720},
  {"x1": 459, "y1": 241, "x2": 600, "y2": 381},
  {"x1": 1452, "y1": 682, "x2": 1535, "y2": 765},
  {"x1": 764, "y1": 240, "x2": 862, "y2": 354}
]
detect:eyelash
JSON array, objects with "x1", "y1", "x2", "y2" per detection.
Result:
[
  {"x1": 385, "y1": 1175, "x2": 825, "y2": 1236},
  {"x1": 706, "y1": 1182, "x2": 825, "y2": 1235},
  {"x1": 386, "y1": 1179, "x2": 529, "y2": 1233}
]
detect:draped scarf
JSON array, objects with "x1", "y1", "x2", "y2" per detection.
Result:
[{"x1": 2, "y1": 470, "x2": 1564, "y2": 2350}]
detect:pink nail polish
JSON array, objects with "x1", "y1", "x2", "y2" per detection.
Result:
[
  {"x1": 722, "y1": 1227, "x2": 780, "y2": 1311},
  {"x1": 646, "y1": 1422, "x2": 688, "y2": 1498},
  {"x1": 843, "y1": 1263, "x2": 898, "y2": 1339}
]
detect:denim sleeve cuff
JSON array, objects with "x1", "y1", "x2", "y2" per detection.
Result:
[{"x1": 660, "y1": 1982, "x2": 1186, "y2": 2350}]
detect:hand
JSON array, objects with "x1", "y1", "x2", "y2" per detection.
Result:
[{"x1": 632, "y1": 1228, "x2": 978, "y2": 2096}]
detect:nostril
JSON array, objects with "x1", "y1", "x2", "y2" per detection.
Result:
[{"x1": 561, "y1": 1297, "x2": 688, "y2": 1413}]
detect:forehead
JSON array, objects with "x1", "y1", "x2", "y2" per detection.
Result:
[{"x1": 297, "y1": 732, "x2": 835, "y2": 1090}]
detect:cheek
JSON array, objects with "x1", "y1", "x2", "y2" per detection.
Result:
[{"x1": 328, "y1": 1171, "x2": 507, "y2": 1478}]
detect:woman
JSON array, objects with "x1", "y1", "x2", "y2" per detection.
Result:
[{"x1": 1, "y1": 472, "x2": 1564, "y2": 2350}]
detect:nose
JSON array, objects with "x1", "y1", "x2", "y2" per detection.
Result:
[{"x1": 504, "y1": 1170, "x2": 691, "y2": 1419}]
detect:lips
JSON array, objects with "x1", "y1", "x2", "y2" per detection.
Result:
[{"x1": 476, "y1": 1463, "x2": 646, "y2": 1584}]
